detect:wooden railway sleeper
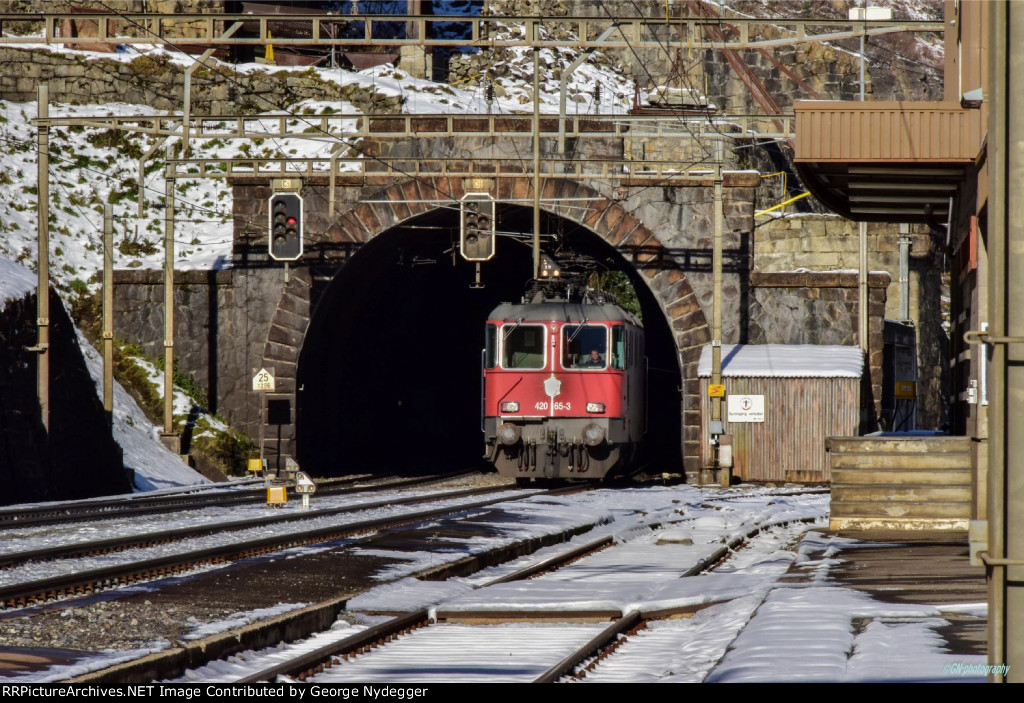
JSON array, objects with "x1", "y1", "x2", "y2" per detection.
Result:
[{"x1": 573, "y1": 622, "x2": 648, "y2": 680}]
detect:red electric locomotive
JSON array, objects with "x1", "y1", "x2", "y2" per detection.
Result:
[{"x1": 482, "y1": 294, "x2": 646, "y2": 481}]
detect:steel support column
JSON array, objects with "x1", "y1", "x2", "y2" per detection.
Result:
[
  {"x1": 102, "y1": 204, "x2": 114, "y2": 425},
  {"x1": 35, "y1": 85, "x2": 50, "y2": 432},
  {"x1": 988, "y1": 0, "x2": 1023, "y2": 682},
  {"x1": 162, "y1": 149, "x2": 178, "y2": 450}
]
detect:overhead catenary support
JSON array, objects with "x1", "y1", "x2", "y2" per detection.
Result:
[
  {"x1": 557, "y1": 24, "x2": 620, "y2": 154},
  {"x1": 138, "y1": 136, "x2": 169, "y2": 219},
  {"x1": 898, "y1": 233, "x2": 911, "y2": 321},
  {"x1": 711, "y1": 140, "x2": 725, "y2": 486},
  {"x1": 1, "y1": 11, "x2": 940, "y2": 51},
  {"x1": 859, "y1": 220, "x2": 868, "y2": 355},
  {"x1": 35, "y1": 85, "x2": 50, "y2": 432},
  {"x1": 181, "y1": 22, "x2": 243, "y2": 158},
  {"x1": 533, "y1": 46, "x2": 541, "y2": 280},
  {"x1": 102, "y1": 204, "x2": 114, "y2": 425},
  {"x1": 162, "y1": 147, "x2": 179, "y2": 453}
]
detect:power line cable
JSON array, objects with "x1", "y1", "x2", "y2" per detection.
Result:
[{"x1": 75, "y1": 0, "x2": 465, "y2": 208}]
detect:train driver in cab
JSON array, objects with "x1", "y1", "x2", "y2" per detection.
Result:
[{"x1": 582, "y1": 349, "x2": 604, "y2": 367}]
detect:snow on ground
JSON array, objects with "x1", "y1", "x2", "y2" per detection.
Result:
[
  {"x1": 0, "y1": 39, "x2": 633, "y2": 495},
  {"x1": 179, "y1": 604, "x2": 312, "y2": 642},
  {"x1": 705, "y1": 528, "x2": 988, "y2": 683},
  {"x1": 0, "y1": 38, "x2": 632, "y2": 298},
  {"x1": 0, "y1": 485, "x2": 987, "y2": 683},
  {"x1": 316, "y1": 622, "x2": 608, "y2": 684},
  {"x1": 0, "y1": 488, "x2": 528, "y2": 588},
  {"x1": 0, "y1": 256, "x2": 36, "y2": 310},
  {"x1": 0, "y1": 247, "x2": 208, "y2": 490},
  {"x1": 706, "y1": 585, "x2": 985, "y2": 683},
  {"x1": 76, "y1": 329, "x2": 210, "y2": 491}
]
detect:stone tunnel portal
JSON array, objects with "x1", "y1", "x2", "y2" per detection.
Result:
[{"x1": 294, "y1": 204, "x2": 683, "y2": 477}]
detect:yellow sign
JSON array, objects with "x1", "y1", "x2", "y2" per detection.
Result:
[
  {"x1": 894, "y1": 380, "x2": 917, "y2": 399},
  {"x1": 247, "y1": 458, "x2": 265, "y2": 473},
  {"x1": 708, "y1": 384, "x2": 726, "y2": 397},
  {"x1": 267, "y1": 486, "x2": 287, "y2": 505}
]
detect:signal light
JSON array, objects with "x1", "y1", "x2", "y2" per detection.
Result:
[
  {"x1": 460, "y1": 193, "x2": 496, "y2": 262},
  {"x1": 268, "y1": 192, "x2": 303, "y2": 261}
]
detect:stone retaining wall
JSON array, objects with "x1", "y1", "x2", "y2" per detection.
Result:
[{"x1": 754, "y1": 216, "x2": 948, "y2": 429}]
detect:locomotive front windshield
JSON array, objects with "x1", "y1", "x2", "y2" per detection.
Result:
[
  {"x1": 502, "y1": 324, "x2": 546, "y2": 369},
  {"x1": 562, "y1": 324, "x2": 608, "y2": 369}
]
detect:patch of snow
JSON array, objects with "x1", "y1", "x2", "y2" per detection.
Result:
[
  {"x1": 0, "y1": 255, "x2": 36, "y2": 310},
  {"x1": 76, "y1": 329, "x2": 210, "y2": 491},
  {"x1": 181, "y1": 603, "x2": 311, "y2": 641},
  {"x1": 698, "y1": 343, "x2": 864, "y2": 378}
]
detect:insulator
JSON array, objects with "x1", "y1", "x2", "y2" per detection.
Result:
[
  {"x1": 593, "y1": 84, "x2": 602, "y2": 103},
  {"x1": 486, "y1": 83, "x2": 495, "y2": 103}
]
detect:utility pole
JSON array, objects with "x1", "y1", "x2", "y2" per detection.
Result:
[
  {"x1": 710, "y1": 139, "x2": 726, "y2": 486},
  {"x1": 162, "y1": 147, "x2": 179, "y2": 453},
  {"x1": 532, "y1": 46, "x2": 541, "y2": 279},
  {"x1": 35, "y1": 85, "x2": 50, "y2": 432},
  {"x1": 103, "y1": 204, "x2": 114, "y2": 426}
]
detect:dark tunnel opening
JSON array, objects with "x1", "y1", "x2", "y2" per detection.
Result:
[{"x1": 295, "y1": 204, "x2": 683, "y2": 477}]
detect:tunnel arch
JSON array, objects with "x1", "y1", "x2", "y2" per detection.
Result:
[{"x1": 266, "y1": 177, "x2": 711, "y2": 477}]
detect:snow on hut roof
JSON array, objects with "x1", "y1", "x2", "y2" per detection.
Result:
[{"x1": 697, "y1": 344, "x2": 863, "y2": 378}]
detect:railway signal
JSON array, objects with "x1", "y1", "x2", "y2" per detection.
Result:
[
  {"x1": 268, "y1": 192, "x2": 303, "y2": 261},
  {"x1": 460, "y1": 193, "x2": 496, "y2": 261}
]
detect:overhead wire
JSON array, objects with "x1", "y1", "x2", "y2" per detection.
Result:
[
  {"x1": 0, "y1": 133, "x2": 232, "y2": 222},
  {"x1": 74, "y1": 0, "x2": 466, "y2": 210},
  {"x1": 589, "y1": 0, "x2": 727, "y2": 206},
  {"x1": 50, "y1": 3, "x2": 818, "y2": 243}
]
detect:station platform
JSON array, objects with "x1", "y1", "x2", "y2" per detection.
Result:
[
  {"x1": 707, "y1": 529, "x2": 992, "y2": 682},
  {"x1": 825, "y1": 531, "x2": 986, "y2": 651}
]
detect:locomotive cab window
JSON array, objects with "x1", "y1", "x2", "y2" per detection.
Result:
[
  {"x1": 562, "y1": 324, "x2": 608, "y2": 369},
  {"x1": 484, "y1": 324, "x2": 497, "y2": 369},
  {"x1": 611, "y1": 325, "x2": 626, "y2": 370},
  {"x1": 502, "y1": 324, "x2": 546, "y2": 369}
]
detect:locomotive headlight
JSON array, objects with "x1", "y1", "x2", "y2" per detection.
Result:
[
  {"x1": 498, "y1": 423, "x2": 521, "y2": 445},
  {"x1": 582, "y1": 423, "x2": 605, "y2": 447},
  {"x1": 585, "y1": 402, "x2": 605, "y2": 413},
  {"x1": 499, "y1": 401, "x2": 520, "y2": 413}
]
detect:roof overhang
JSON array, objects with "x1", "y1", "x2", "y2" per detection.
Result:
[{"x1": 793, "y1": 101, "x2": 984, "y2": 223}]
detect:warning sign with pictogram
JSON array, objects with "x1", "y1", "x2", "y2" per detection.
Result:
[{"x1": 727, "y1": 394, "x2": 765, "y2": 423}]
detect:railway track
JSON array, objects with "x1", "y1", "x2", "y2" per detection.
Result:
[
  {"x1": 67, "y1": 487, "x2": 826, "y2": 684},
  {"x1": 0, "y1": 472, "x2": 474, "y2": 530},
  {"x1": 0, "y1": 484, "x2": 514, "y2": 571},
  {"x1": 0, "y1": 482, "x2": 562, "y2": 610},
  {"x1": 239, "y1": 516, "x2": 820, "y2": 683}
]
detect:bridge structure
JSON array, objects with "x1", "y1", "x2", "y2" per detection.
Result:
[{"x1": 14, "y1": 6, "x2": 937, "y2": 480}]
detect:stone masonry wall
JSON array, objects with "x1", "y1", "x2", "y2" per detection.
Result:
[
  {"x1": 113, "y1": 267, "x2": 286, "y2": 440},
  {"x1": 0, "y1": 47, "x2": 402, "y2": 114},
  {"x1": 749, "y1": 270, "x2": 890, "y2": 430},
  {"x1": 753, "y1": 216, "x2": 948, "y2": 429}
]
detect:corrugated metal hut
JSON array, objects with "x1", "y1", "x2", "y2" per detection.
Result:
[{"x1": 698, "y1": 344, "x2": 863, "y2": 483}]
